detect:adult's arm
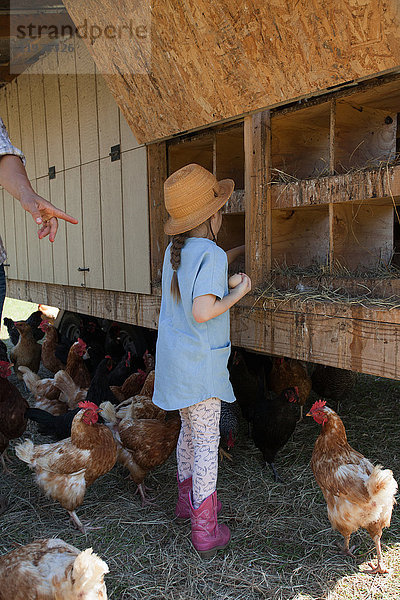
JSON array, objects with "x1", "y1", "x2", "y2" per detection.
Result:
[{"x1": 0, "y1": 155, "x2": 78, "y2": 242}]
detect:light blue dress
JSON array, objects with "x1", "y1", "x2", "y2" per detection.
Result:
[{"x1": 153, "y1": 237, "x2": 236, "y2": 411}]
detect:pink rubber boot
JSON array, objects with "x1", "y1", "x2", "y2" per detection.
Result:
[
  {"x1": 176, "y1": 475, "x2": 222, "y2": 519},
  {"x1": 189, "y1": 491, "x2": 230, "y2": 558},
  {"x1": 175, "y1": 475, "x2": 193, "y2": 518}
]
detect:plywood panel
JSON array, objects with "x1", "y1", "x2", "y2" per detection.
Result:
[
  {"x1": 64, "y1": 166, "x2": 84, "y2": 287},
  {"x1": 50, "y1": 171, "x2": 69, "y2": 285},
  {"x1": 58, "y1": 38, "x2": 81, "y2": 170},
  {"x1": 331, "y1": 203, "x2": 393, "y2": 270},
  {"x1": 5, "y1": 79, "x2": 22, "y2": 149},
  {"x1": 272, "y1": 207, "x2": 330, "y2": 267},
  {"x1": 0, "y1": 87, "x2": 8, "y2": 132},
  {"x1": 42, "y1": 50, "x2": 64, "y2": 172},
  {"x1": 35, "y1": 177, "x2": 54, "y2": 284},
  {"x1": 96, "y1": 73, "x2": 120, "y2": 159},
  {"x1": 64, "y1": 1, "x2": 400, "y2": 143},
  {"x1": 75, "y1": 36, "x2": 99, "y2": 164},
  {"x1": 99, "y1": 156, "x2": 125, "y2": 291},
  {"x1": 25, "y1": 181, "x2": 42, "y2": 284},
  {"x1": 121, "y1": 147, "x2": 150, "y2": 293},
  {"x1": 13, "y1": 199, "x2": 29, "y2": 281},
  {"x1": 29, "y1": 62, "x2": 49, "y2": 179},
  {"x1": 17, "y1": 73, "x2": 36, "y2": 181},
  {"x1": 3, "y1": 190, "x2": 18, "y2": 279},
  {"x1": 120, "y1": 110, "x2": 140, "y2": 152},
  {"x1": 81, "y1": 160, "x2": 104, "y2": 290}
]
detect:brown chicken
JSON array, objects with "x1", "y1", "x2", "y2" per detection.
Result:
[
  {"x1": 53, "y1": 370, "x2": 88, "y2": 409},
  {"x1": 0, "y1": 538, "x2": 108, "y2": 600},
  {"x1": 110, "y1": 368, "x2": 147, "y2": 403},
  {"x1": 19, "y1": 365, "x2": 63, "y2": 413},
  {"x1": 39, "y1": 321, "x2": 66, "y2": 374},
  {"x1": 0, "y1": 360, "x2": 28, "y2": 471},
  {"x1": 308, "y1": 400, "x2": 398, "y2": 574},
  {"x1": 268, "y1": 357, "x2": 311, "y2": 420},
  {"x1": 101, "y1": 401, "x2": 180, "y2": 505},
  {"x1": 16, "y1": 401, "x2": 117, "y2": 533},
  {"x1": 139, "y1": 369, "x2": 155, "y2": 397},
  {"x1": 10, "y1": 321, "x2": 41, "y2": 380},
  {"x1": 65, "y1": 338, "x2": 91, "y2": 389}
]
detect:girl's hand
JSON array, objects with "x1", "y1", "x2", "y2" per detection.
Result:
[{"x1": 231, "y1": 272, "x2": 251, "y2": 299}]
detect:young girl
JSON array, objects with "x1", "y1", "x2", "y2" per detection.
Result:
[{"x1": 152, "y1": 163, "x2": 251, "y2": 558}]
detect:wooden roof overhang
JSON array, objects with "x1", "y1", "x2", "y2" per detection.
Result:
[{"x1": 61, "y1": 0, "x2": 400, "y2": 144}]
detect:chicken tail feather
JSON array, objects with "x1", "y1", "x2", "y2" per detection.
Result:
[
  {"x1": 19, "y1": 366, "x2": 40, "y2": 393},
  {"x1": 53, "y1": 370, "x2": 81, "y2": 407},
  {"x1": 15, "y1": 439, "x2": 34, "y2": 465},
  {"x1": 367, "y1": 465, "x2": 398, "y2": 505},
  {"x1": 99, "y1": 401, "x2": 117, "y2": 425}
]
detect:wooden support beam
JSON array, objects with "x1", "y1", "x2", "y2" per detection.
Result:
[
  {"x1": 244, "y1": 110, "x2": 271, "y2": 288},
  {"x1": 7, "y1": 277, "x2": 400, "y2": 381},
  {"x1": 147, "y1": 141, "x2": 168, "y2": 288},
  {"x1": 329, "y1": 99, "x2": 336, "y2": 175}
]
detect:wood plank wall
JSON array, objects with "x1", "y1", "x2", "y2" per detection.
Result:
[{"x1": 0, "y1": 37, "x2": 150, "y2": 295}]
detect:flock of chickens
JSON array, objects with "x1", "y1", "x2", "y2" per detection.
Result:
[{"x1": 0, "y1": 307, "x2": 398, "y2": 598}]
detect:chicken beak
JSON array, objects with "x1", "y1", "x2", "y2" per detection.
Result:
[{"x1": 306, "y1": 411, "x2": 312, "y2": 417}]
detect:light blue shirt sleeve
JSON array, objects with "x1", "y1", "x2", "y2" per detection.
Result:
[{"x1": 192, "y1": 246, "x2": 227, "y2": 301}]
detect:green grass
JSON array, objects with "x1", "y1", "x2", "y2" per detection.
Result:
[{"x1": 1, "y1": 297, "x2": 38, "y2": 339}]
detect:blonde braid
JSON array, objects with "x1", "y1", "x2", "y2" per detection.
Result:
[{"x1": 170, "y1": 233, "x2": 188, "y2": 302}]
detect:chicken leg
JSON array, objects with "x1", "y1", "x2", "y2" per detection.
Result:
[
  {"x1": 68, "y1": 510, "x2": 101, "y2": 534},
  {"x1": 363, "y1": 534, "x2": 389, "y2": 574}
]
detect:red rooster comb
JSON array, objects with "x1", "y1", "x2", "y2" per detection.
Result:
[
  {"x1": 0, "y1": 360, "x2": 12, "y2": 376},
  {"x1": 77, "y1": 338, "x2": 87, "y2": 349},
  {"x1": 310, "y1": 399, "x2": 327, "y2": 413},
  {"x1": 78, "y1": 401, "x2": 99, "y2": 411}
]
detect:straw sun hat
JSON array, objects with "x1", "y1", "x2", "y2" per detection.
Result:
[{"x1": 163, "y1": 163, "x2": 234, "y2": 235}]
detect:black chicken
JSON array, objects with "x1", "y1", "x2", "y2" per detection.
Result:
[
  {"x1": 25, "y1": 405, "x2": 104, "y2": 441},
  {"x1": 251, "y1": 375, "x2": 300, "y2": 482},
  {"x1": 219, "y1": 400, "x2": 241, "y2": 461},
  {"x1": 3, "y1": 310, "x2": 44, "y2": 345},
  {"x1": 107, "y1": 350, "x2": 145, "y2": 387},
  {"x1": 104, "y1": 322, "x2": 125, "y2": 362},
  {"x1": 229, "y1": 348, "x2": 271, "y2": 426},
  {"x1": 85, "y1": 356, "x2": 119, "y2": 406},
  {"x1": 311, "y1": 364, "x2": 356, "y2": 411},
  {"x1": 0, "y1": 340, "x2": 8, "y2": 362}
]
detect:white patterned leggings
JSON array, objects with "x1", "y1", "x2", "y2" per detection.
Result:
[{"x1": 177, "y1": 397, "x2": 221, "y2": 509}]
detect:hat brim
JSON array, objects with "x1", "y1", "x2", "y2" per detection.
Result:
[{"x1": 164, "y1": 178, "x2": 235, "y2": 235}]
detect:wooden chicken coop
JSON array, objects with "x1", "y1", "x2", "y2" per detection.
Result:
[{"x1": 2, "y1": 0, "x2": 400, "y2": 378}]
